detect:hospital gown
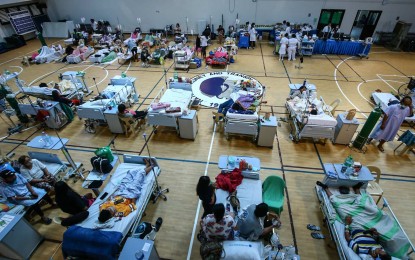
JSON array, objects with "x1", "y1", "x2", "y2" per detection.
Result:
[{"x1": 369, "y1": 104, "x2": 411, "y2": 142}]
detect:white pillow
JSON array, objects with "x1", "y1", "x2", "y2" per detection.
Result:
[{"x1": 222, "y1": 241, "x2": 262, "y2": 260}]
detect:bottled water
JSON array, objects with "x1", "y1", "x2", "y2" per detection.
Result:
[{"x1": 42, "y1": 132, "x2": 51, "y2": 147}]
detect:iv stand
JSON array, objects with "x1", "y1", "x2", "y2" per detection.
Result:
[{"x1": 142, "y1": 133, "x2": 169, "y2": 203}]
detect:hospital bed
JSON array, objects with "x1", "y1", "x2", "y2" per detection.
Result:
[
  {"x1": 371, "y1": 92, "x2": 415, "y2": 123},
  {"x1": 223, "y1": 89, "x2": 265, "y2": 141},
  {"x1": 147, "y1": 84, "x2": 193, "y2": 133},
  {"x1": 286, "y1": 96, "x2": 337, "y2": 143},
  {"x1": 19, "y1": 80, "x2": 83, "y2": 101},
  {"x1": 61, "y1": 155, "x2": 161, "y2": 260},
  {"x1": 174, "y1": 47, "x2": 194, "y2": 70},
  {"x1": 316, "y1": 185, "x2": 415, "y2": 260},
  {"x1": 77, "y1": 80, "x2": 136, "y2": 133},
  {"x1": 216, "y1": 178, "x2": 266, "y2": 259}
]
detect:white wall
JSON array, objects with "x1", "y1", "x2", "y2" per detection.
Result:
[{"x1": 46, "y1": 0, "x2": 415, "y2": 34}]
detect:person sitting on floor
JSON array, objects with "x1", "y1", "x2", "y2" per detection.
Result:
[
  {"x1": 0, "y1": 168, "x2": 53, "y2": 224},
  {"x1": 345, "y1": 215, "x2": 391, "y2": 260},
  {"x1": 97, "y1": 158, "x2": 155, "y2": 226},
  {"x1": 196, "y1": 176, "x2": 216, "y2": 219},
  {"x1": 287, "y1": 85, "x2": 307, "y2": 100},
  {"x1": 18, "y1": 155, "x2": 56, "y2": 192},
  {"x1": 53, "y1": 181, "x2": 94, "y2": 225},
  {"x1": 237, "y1": 202, "x2": 281, "y2": 241},
  {"x1": 202, "y1": 203, "x2": 236, "y2": 241}
]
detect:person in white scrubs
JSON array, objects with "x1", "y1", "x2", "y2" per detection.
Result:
[
  {"x1": 249, "y1": 23, "x2": 257, "y2": 49},
  {"x1": 285, "y1": 22, "x2": 291, "y2": 35},
  {"x1": 322, "y1": 23, "x2": 332, "y2": 38},
  {"x1": 287, "y1": 33, "x2": 299, "y2": 61},
  {"x1": 279, "y1": 33, "x2": 289, "y2": 61}
]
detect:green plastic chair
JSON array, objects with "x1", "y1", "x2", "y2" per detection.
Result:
[{"x1": 262, "y1": 175, "x2": 285, "y2": 215}]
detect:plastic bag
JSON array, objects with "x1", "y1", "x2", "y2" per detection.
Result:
[{"x1": 94, "y1": 146, "x2": 114, "y2": 162}]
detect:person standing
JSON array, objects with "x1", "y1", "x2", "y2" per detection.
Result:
[
  {"x1": 285, "y1": 22, "x2": 291, "y2": 35},
  {"x1": 287, "y1": 33, "x2": 299, "y2": 61},
  {"x1": 196, "y1": 176, "x2": 216, "y2": 219},
  {"x1": 322, "y1": 23, "x2": 332, "y2": 39},
  {"x1": 279, "y1": 33, "x2": 289, "y2": 61},
  {"x1": 367, "y1": 96, "x2": 413, "y2": 152},
  {"x1": 195, "y1": 35, "x2": 201, "y2": 57},
  {"x1": 201, "y1": 34, "x2": 208, "y2": 59},
  {"x1": 217, "y1": 25, "x2": 225, "y2": 45},
  {"x1": 249, "y1": 23, "x2": 257, "y2": 49}
]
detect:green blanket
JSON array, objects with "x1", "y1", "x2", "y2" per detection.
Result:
[
  {"x1": 331, "y1": 193, "x2": 410, "y2": 258},
  {"x1": 101, "y1": 51, "x2": 117, "y2": 63}
]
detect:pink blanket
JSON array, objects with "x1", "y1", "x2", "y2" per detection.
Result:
[{"x1": 151, "y1": 102, "x2": 171, "y2": 110}]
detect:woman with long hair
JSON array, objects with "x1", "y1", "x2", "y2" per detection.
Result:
[
  {"x1": 201, "y1": 203, "x2": 236, "y2": 241},
  {"x1": 196, "y1": 176, "x2": 216, "y2": 218}
]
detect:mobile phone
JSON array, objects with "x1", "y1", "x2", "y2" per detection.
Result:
[
  {"x1": 226, "y1": 203, "x2": 231, "y2": 212},
  {"x1": 99, "y1": 192, "x2": 108, "y2": 200}
]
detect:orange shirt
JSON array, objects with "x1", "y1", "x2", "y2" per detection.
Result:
[{"x1": 100, "y1": 196, "x2": 136, "y2": 217}]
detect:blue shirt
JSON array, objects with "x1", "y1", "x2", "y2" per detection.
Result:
[{"x1": 1, "y1": 173, "x2": 31, "y2": 199}]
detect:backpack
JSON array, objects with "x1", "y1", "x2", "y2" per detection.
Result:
[
  {"x1": 200, "y1": 241, "x2": 223, "y2": 260},
  {"x1": 90, "y1": 156, "x2": 113, "y2": 173}
]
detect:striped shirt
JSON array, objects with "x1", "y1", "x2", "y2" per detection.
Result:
[{"x1": 348, "y1": 229, "x2": 382, "y2": 255}]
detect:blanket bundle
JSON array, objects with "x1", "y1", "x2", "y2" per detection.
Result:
[
  {"x1": 216, "y1": 168, "x2": 243, "y2": 193},
  {"x1": 151, "y1": 102, "x2": 171, "y2": 110},
  {"x1": 331, "y1": 193, "x2": 411, "y2": 258}
]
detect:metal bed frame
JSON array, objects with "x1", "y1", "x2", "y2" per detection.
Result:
[
  {"x1": 287, "y1": 96, "x2": 336, "y2": 143},
  {"x1": 53, "y1": 154, "x2": 160, "y2": 260},
  {"x1": 77, "y1": 83, "x2": 137, "y2": 133},
  {"x1": 315, "y1": 185, "x2": 415, "y2": 260},
  {"x1": 147, "y1": 83, "x2": 193, "y2": 134}
]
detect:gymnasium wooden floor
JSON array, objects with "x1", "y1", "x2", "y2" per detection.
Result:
[{"x1": 0, "y1": 37, "x2": 414, "y2": 260}]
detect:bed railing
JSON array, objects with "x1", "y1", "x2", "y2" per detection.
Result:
[
  {"x1": 148, "y1": 86, "x2": 166, "y2": 107},
  {"x1": 382, "y1": 198, "x2": 415, "y2": 257}
]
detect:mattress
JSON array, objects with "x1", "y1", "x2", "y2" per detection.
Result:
[
  {"x1": 216, "y1": 178, "x2": 262, "y2": 214},
  {"x1": 104, "y1": 85, "x2": 133, "y2": 103},
  {"x1": 226, "y1": 111, "x2": 258, "y2": 121},
  {"x1": 148, "y1": 88, "x2": 192, "y2": 115},
  {"x1": 305, "y1": 114, "x2": 337, "y2": 126},
  {"x1": 77, "y1": 163, "x2": 157, "y2": 236}
]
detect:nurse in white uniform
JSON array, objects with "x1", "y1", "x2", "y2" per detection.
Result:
[
  {"x1": 285, "y1": 22, "x2": 291, "y2": 35},
  {"x1": 287, "y1": 33, "x2": 299, "y2": 61},
  {"x1": 249, "y1": 23, "x2": 257, "y2": 49},
  {"x1": 279, "y1": 33, "x2": 289, "y2": 61}
]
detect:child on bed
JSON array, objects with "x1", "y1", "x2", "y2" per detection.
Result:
[{"x1": 97, "y1": 158, "x2": 155, "y2": 224}]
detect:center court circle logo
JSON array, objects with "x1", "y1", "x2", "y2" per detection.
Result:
[{"x1": 191, "y1": 72, "x2": 264, "y2": 108}]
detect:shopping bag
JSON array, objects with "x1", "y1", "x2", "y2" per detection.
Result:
[{"x1": 94, "y1": 146, "x2": 114, "y2": 162}]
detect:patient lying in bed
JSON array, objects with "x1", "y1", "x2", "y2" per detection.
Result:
[
  {"x1": 96, "y1": 159, "x2": 154, "y2": 226},
  {"x1": 317, "y1": 181, "x2": 411, "y2": 259}
]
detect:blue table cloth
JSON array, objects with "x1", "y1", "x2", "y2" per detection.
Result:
[{"x1": 313, "y1": 40, "x2": 371, "y2": 56}]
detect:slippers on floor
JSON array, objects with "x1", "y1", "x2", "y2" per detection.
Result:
[
  {"x1": 377, "y1": 145, "x2": 385, "y2": 152},
  {"x1": 307, "y1": 224, "x2": 321, "y2": 231},
  {"x1": 311, "y1": 232, "x2": 325, "y2": 239}
]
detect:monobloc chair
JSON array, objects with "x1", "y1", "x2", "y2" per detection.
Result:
[
  {"x1": 119, "y1": 117, "x2": 139, "y2": 137},
  {"x1": 262, "y1": 175, "x2": 285, "y2": 215},
  {"x1": 366, "y1": 165, "x2": 384, "y2": 205},
  {"x1": 324, "y1": 98, "x2": 341, "y2": 116}
]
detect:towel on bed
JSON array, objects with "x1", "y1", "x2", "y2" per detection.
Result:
[
  {"x1": 330, "y1": 193, "x2": 411, "y2": 258},
  {"x1": 216, "y1": 169, "x2": 243, "y2": 193}
]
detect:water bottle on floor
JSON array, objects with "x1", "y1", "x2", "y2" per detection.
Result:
[{"x1": 42, "y1": 132, "x2": 51, "y2": 147}]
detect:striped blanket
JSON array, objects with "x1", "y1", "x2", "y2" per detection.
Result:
[{"x1": 330, "y1": 193, "x2": 410, "y2": 258}]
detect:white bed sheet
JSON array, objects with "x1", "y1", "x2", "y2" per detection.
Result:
[
  {"x1": 104, "y1": 85, "x2": 133, "y2": 102},
  {"x1": 226, "y1": 111, "x2": 258, "y2": 121},
  {"x1": 306, "y1": 114, "x2": 337, "y2": 126},
  {"x1": 78, "y1": 99, "x2": 111, "y2": 109},
  {"x1": 216, "y1": 178, "x2": 262, "y2": 214},
  {"x1": 148, "y1": 89, "x2": 192, "y2": 115},
  {"x1": 77, "y1": 163, "x2": 156, "y2": 236}
]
